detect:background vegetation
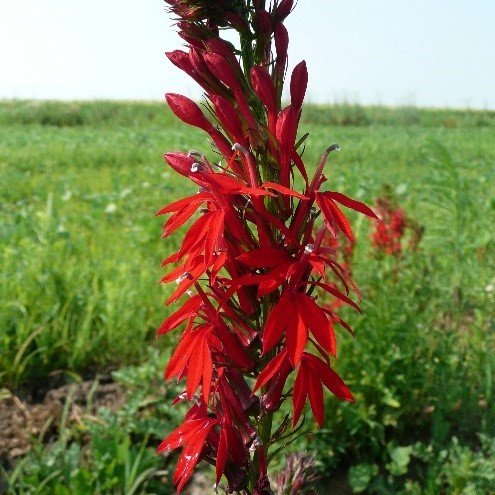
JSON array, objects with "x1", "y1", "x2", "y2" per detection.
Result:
[{"x1": 1, "y1": 101, "x2": 494, "y2": 494}]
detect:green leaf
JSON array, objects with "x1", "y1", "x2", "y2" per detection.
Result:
[
  {"x1": 348, "y1": 463, "x2": 379, "y2": 493},
  {"x1": 387, "y1": 445, "x2": 413, "y2": 476}
]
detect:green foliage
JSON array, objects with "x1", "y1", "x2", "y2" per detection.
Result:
[
  {"x1": 2, "y1": 353, "x2": 181, "y2": 494},
  {"x1": 1, "y1": 101, "x2": 494, "y2": 493},
  {"x1": 346, "y1": 437, "x2": 495, "y2": 495}
]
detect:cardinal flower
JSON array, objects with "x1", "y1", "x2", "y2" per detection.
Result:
[{"x1": 157, "y1": 1, "x2": 376, "y2": 492}]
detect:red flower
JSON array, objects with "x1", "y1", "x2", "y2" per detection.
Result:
[
  {"x1": 263, "y1": 292, "x2": 337, "y2": 365},
  {"x1": 157, "y1": 404, "x2": 217, "y2": 492},
  {"x1": 293, "y1": 352, "x2": 354, "y2": 426},
  {"x1": 157, "y1": 2, "x2": 375, "y2": 491}
]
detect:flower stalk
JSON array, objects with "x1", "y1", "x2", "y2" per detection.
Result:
[{"x1": 156, "y1": 1, "x2": 377, "y2": 492}]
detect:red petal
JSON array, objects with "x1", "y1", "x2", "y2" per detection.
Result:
[
  {"x1": 201, "y1": 339, "x2": 213, "y2": 402},
  {"x1": 165, "y1": 329, "x2": 194, "y2": 380},
  {"x1": 204, "y1": 209, "x2": 225, "y2": 266},
  {"x1": 275, "y1": 0, "x2": 294, "y2": 21},
  {"x1": 237, "y1": 247, "x2": 292, "y2": 268},
  {"x1": 157, "y1": 418, "x2": 207, "y2": 453},
  {"x1": 163, "y1": 203, "x2": 201, "y2": 237},
  {"x1": 185, "y1": 328, "x2": 208, "y2": 398},
  {"x1": 285, "y1": 299, "x2": 308, "y2": 365},
  {"x1": 312, "y1": 355, "x2": 354, "y2": 402},
  {"x1": 177, "y1": 213, "x2": 212, "y2": 259},
  {"x1": 310, "y1": 281, "x2": 361, "y2": 313},
  {"x1": 299, "y1": 295, "x2": 336, "y2": 356},
  {"x1": 306, "y1": 361, "x2": 325, "y2": 426},
  {"x1": 292, "y1": 365, "x2": 307, "y2": 426},
  {"x1": 173, "y1": 419, "x2": 216, "y2": 492},
  {"x1": 156, "y1": 294, "x2": 202, "y2": 336},
  {"x1": 262, "y1": 181, "x2": 308, "y2": 200},
  {"x1": 155, "y1": 192, "x2": 210, "y2": 216},
  {"x1": 325, "y1": 191, "x2": 378, "y2": 218},
  {"x1": 254, "y1": 349, "x2": 289, "y2": 392},
  {"x1": 316, "y1": 193, "x2": 355, "y2": 242},
  {"x1": 263, "y1": 296, "x2": 290, "y2": 354},
  {"x1": 215, "y1": 426, "x2": 228, "y2": 484},
  {"x1": 214, "y1": 322, "x2": 252, "y2": 369},
  {"x1": 210, "y1": 94, "x2": 246, "y2": 143}
]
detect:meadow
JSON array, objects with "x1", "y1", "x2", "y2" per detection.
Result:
[{"x1": 0, "y1": 100, "x2": 494, "y2": 494}]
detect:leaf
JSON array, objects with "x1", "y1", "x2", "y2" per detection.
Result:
[
  {"x1": 348, "y1": 464, "x2": 379, "y2": 493},
  {"x1": 387, "y1": 445, "x2": 413, "y2": 476}
]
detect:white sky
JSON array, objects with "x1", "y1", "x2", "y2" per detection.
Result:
[{"x1": 0, "y1": 0, "x2": 494, "y2": 108}]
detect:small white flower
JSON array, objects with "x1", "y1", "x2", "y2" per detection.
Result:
[
  {"x1": 105, "y1": 203, "x2": 117, "y2": 213},
  {"x1": 485, "y1": 284, "x2": 495, "y2": 293},
  {"x1": 120, "y1": 188, "x2": 132, "y2": 198}
]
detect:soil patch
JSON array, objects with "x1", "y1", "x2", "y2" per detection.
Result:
[{"x1": 0, "y1": 380, "x2": 126, "y2": 466}]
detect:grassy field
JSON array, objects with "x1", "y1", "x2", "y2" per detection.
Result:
[{"x1": 1, "y1": 101, "x2": 495, "y2": 494}]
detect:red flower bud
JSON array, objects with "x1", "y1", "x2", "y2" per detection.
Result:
[
  {"x1": 290, "y1": 60, "x2": 308, "y2": 113},
  {"x1": 166, "y1": 50, "x2": 194, "y2": 76},
  {"x1": 225, "y1": 12, "x2": 248, "y2": 31},
  {"x1": 159, "y1": 2, "x2": 375, "y2": 492},
  {"x1": 274, "y1": 23, "x2": 289, "y2": 78},
  {"x1": 210, "y1": 94, "x2": 247, "y2": 144},
  {"x1": 274, "y1": 0, "x2": 294, "y2": 22},
  {"x1": 165, "y1": 93, "x2": 213, "y2": 132},
  {"x1": 256, "y1": 10, "x2": 272, "y2": 35},
  {"x1": 203, "y1": 52, "x2": 240, "y2": 91}
]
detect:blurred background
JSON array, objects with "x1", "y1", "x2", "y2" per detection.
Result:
[{"x1": 0, "y1": 1, "x2": 494, "y2": 494}]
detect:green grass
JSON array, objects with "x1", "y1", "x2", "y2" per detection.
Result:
[
  {"x1": 2, "y1": 100, "x2": 493, "y2": 387},
  {"x1": 1, "y1": 100, "x2": 495, "y2": 493}
]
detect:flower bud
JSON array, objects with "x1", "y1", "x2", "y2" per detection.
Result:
[{"x1": 165, "y1": 93, "x2": 213, "y2": 132}]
